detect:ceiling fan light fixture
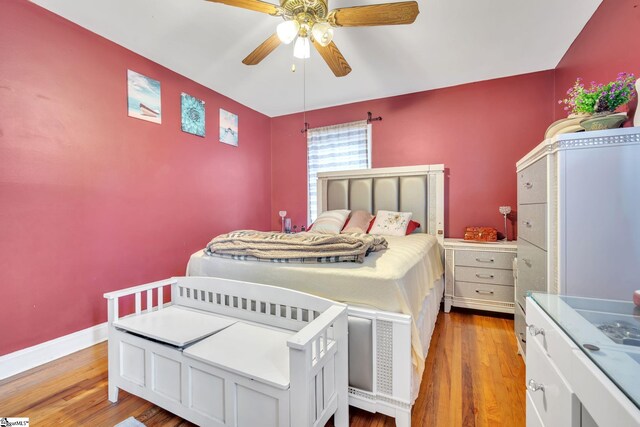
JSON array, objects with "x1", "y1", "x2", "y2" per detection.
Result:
[
  {"x1": 311, "y1": 22, "x2": 333, "y2": 47},
  {"x1": 293, "y1": 36, "x2": 311, "y2": 59},
  {"x1": 276, "y1": 20, "x2": 300, "y2": 44}
]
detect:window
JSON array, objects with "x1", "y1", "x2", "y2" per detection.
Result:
[{"x1": 307, "y1": 120, "x2": 371, "y2": 222}]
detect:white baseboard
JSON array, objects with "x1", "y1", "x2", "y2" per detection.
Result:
[{"x1": 0, "y1": 322, "x2": 108, "y2": 380}]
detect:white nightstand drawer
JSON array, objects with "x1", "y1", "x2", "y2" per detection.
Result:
[
  {"x1": 518, "y1": 157, "x2": 547, "y2": 205},
  {"x1": 454, "y1": 266, "x2": 514, "y2": 286},
  {"x1": 454, "y1": 250, "x2": 515, "y2": 270},
  {"x1": 454, "y1": 281, "x2": 513, "y2": 303},
  {"x1": 526, "y1": 337, "x2": 580, "y2": 427},
  {"x1": 518, "y1": 203, "x2": 547, "y2": 250}
]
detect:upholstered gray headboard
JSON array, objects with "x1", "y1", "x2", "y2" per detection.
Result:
[{"x1": 317, "y1": 165, "x2": 445, "y2": 245}]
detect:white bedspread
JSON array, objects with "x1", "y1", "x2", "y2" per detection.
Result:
[{"x1": 187, "y1": 233, "x2": 444, "y2": 374}]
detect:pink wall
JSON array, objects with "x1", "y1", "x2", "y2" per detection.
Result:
[
  {"x1": 0, "y1": 1, "x2": 271, "y2": 356},
  {"x1": 554, "y1": 0, "x2": 640, "y2": 121},
  {"x1": 3, "y1": 0, "x2": 639, "y2": 358},
  {"x1": 271, "y1": 72, "x2": 555, "y2": 237}
]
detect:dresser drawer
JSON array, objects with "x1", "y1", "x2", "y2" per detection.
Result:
[
  {"x1": 525, "y1": 300, "x2": 579, "y2": 370},
  {"x1": 526, "y1": 392, "x2": 544, "y2": 427},
  {"x1": 516, "y1": 239, "x2": 547, "y2": 308},
  {"x1": 454, "y1": 266, "x2": 514, "y2": 286},
  {"x1": 454, "y1": 281, "x2": 513, "y2": 303},
  {"x1": 515, "y1": 302, "x2": 527, "y2": 355},
  {"x1": 526, "y1": 337, "x2": 580, "y2": 427},
  {"x1": 518, "y1": 203, "x2": 547, "y2": 250},
  {"x1": 454, "y1": 250, "x2": 515, "y2": 270},
  {"x1": 518, "y1": 157, "x2": 547, "y2": 204}
]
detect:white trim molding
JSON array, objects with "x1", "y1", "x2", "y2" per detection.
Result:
[
  {"x1": 0, "y1": 322, "x2": 108, "y2": 380},
  {"x1": 516, "y1": 127, "x2": 640, "y2": 171}
]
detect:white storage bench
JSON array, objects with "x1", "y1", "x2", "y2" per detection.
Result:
[{"x1": 104, "y1": 277, "x2": 349, "y2": 427}]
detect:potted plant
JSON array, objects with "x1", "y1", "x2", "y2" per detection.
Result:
[{"x1": 559, "y1": 72, "x2": 637, "y2": 131}]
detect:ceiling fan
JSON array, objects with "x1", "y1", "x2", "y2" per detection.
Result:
[{"x1": 206, "y1": 0, "x2": 419, "y2": 77}]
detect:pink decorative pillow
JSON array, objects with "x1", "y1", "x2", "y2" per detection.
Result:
[
  {"x1": 368, "y1": 210, "x2": 413, "y2": 236},
  {"x1": 341, "y1": 210, "x2": 374, "y2": 234}
]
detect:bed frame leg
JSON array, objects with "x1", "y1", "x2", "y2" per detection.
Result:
[{"x1": 395, "y1": 408, "x2": 411, "y2": 427}]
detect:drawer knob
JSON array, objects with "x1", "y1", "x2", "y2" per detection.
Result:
[
  {"x1": 475, "y1": 289, "x2": 494, "y2": 295},
  {"x1": 523, "y1": 220, "x2": 532, "y2": 228},
  {"x1": 524, "y1": 182, "x2": 533, "y2": 189},
  {"x1": 475, "y1": 257, "x2": 494, "y2": 263},
  {"x1": 528, "y1": 324, "x2": 545, "y2": 336},
  {"x1": 527, "y1": 379, "x2": 544, "y2": 392},
  {"x1": 475, "y1": 273, "x2": 495, "y2": 279}
]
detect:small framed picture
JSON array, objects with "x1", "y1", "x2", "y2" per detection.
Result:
[
  {"x1": 127, "y1": 70, "x2": 161, "y2": 124},
  {"x1": 219, "y1": 108, "x2": 238, "y2": 146},
  {"x1": 181, "y1": 93, "x2": 205, "y2": 137}
]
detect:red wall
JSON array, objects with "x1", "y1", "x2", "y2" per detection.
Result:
[
  {"x1": 271, "y1": 72, "x2": 556, "y2": 237},
  {"x1": 0, "y1": 1, "x2": 271, "y2": 356},
  {"x1": 554, "y1": 0, "x2": 640, "y2": 121}
]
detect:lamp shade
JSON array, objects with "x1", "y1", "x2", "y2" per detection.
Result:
[
  {"x1": 311, "y1": 22, "x2": 334, "y2": 47},
  {"x1": 293, "y1": 36, "x2": 310, "y2": 59},
  {"x1": 277, "y1": 20, "x2": 300, "y2": 44}
]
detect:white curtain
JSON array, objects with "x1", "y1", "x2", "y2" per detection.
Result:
[{"x1": 307, "y1": 120, "x2": 371, "y2": 222}]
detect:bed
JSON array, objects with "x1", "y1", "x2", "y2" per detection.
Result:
[{"x1": 187, "y1": 164, "x2": 445, "y2": 427}]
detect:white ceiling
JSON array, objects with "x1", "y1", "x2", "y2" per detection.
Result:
[{"x1": 31, "y1": 0, "x2": 602, "y2": 117}]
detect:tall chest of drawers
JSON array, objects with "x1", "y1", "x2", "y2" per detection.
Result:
[
  {"x1": 515, "y1": 155, "x2": 550, "y2": 355},
  {"x1": 514, "y1": 127, "x2": 640, "y2": 358},
  {"x1": 444, "y1": 239, "x2": 517, "y2": 314}
]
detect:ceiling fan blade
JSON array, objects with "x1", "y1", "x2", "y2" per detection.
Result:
[
  {"x1": 242, "y1": 33, "x2": 282, "y2": 65},
  {"x1": 312, "y1": 40, "x2": 352, "y2": 77},
  {"x1": 328, "y1": 1, "x2": 419, "y2": 27},
  {"x1": 205, "y1": 0, "x2": 281, "y2": 15}
]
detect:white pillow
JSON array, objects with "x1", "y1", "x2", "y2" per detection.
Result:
[
  {"x1": 311, "y1": 209, "x2": 351, "y2": 234},
  {"x1": 368, "y1": 210, "x2": 413, "y2": 236}
]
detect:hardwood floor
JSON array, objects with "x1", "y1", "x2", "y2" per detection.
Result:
[{"x1": 0, "y1": 309, "x2": 525, "y2": 426}]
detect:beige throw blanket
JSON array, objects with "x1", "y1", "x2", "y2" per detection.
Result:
[{"x1": 205, "y1": 230, "x2": 387, "y2": 263}]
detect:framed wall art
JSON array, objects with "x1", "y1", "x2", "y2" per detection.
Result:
[
  {"x1": 219, "y1": 108, "x2": 238, "y2": 146},
  {"x1": 181, "y1": 93, "x2": 205, "y2": 137},
  {"x1": 127, "y1": 70, "x2": 161, "y2": 124}
]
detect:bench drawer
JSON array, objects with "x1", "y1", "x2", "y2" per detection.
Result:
[
  {"x1": 518, "y1": 203, "x2": 547, "y2": 250},
  {"x1": 518, "y1": 157, "x2": 547, "y2": 204},
  {"x1": 454, "y1": 281, "x2": 513, "y2": 303},
  {"x1": 454, "y1": 250, "x2": 515, "y2": 270},
  {"x1": 454, "y1": 266, "x2": 514, "y2": 286}
]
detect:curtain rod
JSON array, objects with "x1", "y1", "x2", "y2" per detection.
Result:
[{"x1": 301, "y1": 111, "x2": 383, "y2": 133}]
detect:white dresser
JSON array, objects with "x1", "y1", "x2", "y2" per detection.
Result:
[
  {"x1": 444, "y1": 239, "x2": 517, "y2": 314},
  {"x1": 526, "y1": 294, "x2": 640, "y2": 427},
  {"x1": 515, "y1": 127, "x2": 640, "y2": 356}
]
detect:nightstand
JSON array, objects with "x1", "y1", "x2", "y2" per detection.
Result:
[{"x1": 443, "y1": 239, "x2": 517, "y2": 314}]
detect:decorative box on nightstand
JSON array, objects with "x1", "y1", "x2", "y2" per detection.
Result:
[{"x1": 444, "y1": 239, "x2": 517, "y2": 314}]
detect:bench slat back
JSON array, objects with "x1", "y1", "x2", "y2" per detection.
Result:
[{"x1": 173, "y1": 276, "x2": 336, "y2": 332}]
